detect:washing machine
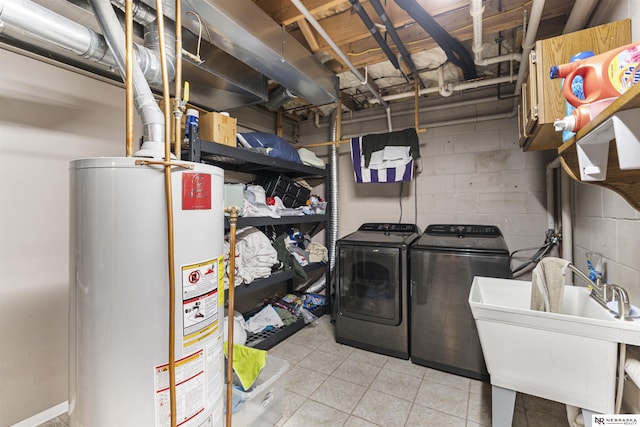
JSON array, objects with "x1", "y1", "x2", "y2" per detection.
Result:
[
  {"x1": 335, "y1": 223, "x2": 420, "y2": 359},
  {"x1": 410, "y1": 224, "x2": 511, "y2": 381}
]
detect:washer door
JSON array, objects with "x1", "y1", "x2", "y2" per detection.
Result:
[{"x1": 337, "y1": 245, "x2": 402, "y2": 325}]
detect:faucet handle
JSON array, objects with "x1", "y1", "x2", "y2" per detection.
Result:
[{"x1": 609, "y1": 284, "x2": 631, "y2": 321}]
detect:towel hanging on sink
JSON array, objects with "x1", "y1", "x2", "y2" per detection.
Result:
[{"x1": 530, "y1": 257, "x2": 570, "y2": 313}]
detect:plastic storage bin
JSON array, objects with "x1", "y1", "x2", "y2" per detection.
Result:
[
  {"x1": 257, "y1": 174, "x2": 310, "y2": 208},
  {"x1": 231, "y1": 355, "x2": 290, "y2": 427}
]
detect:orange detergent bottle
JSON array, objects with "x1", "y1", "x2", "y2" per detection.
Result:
[
  {"x1": 550, "y1": 42, "x2": 640, "y2": 107},
  {"x1": 553, "y1": 97, "x2": 617, "y2": 133}
]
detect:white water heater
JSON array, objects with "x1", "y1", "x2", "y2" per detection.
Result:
[{"x1": 69, "y1": 157, "x2": 225, "y2": 427}]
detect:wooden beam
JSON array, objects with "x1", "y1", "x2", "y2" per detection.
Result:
[
  {"x1": 256, "y1": 0, "x2": 349, "y2": 26},
  {"x1": 297, "y1": 19, "x2": 320, "y2": 52},
  {"x1": 276, "y1": 110, "x2": 283, "y2": 137}
]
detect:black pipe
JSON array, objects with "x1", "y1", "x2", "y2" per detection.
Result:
[
  {"x1": 368, "y1": 0, "x2": 416, "y2": 73},
  {"x1": 393, "y1": 0, "x2": 477, "y2": 80},
  {"x1": 348, "y1": 0, "x2": 400, "y2": 69}
]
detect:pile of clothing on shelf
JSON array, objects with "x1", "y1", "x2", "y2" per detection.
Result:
[
  {"x1": 227, "y1": 292, "x2": 327, "y2": 338},
  {"x1": 243, "y1": 184, "x2": 302, "y2": 218},
  {"x1": 223, "y1": 227, "x2": 329, "y2": 288},
  {"x1": 241, "y1": 183, "x2": 325, "y2": 218},
  {"x1": 223, "y1": 227, "x2": 279, "y2": 289}
]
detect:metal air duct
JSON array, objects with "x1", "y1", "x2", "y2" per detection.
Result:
[{"x1": 178, "y1": 0, "x2": 338, "y2": 106}]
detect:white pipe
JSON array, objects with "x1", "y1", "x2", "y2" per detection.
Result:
[
  {"x1": 561, "y1": 167, "x2": 572, "y2": 264},
  {"x1": 90, "y1": 0, "x2": 165, "y2": 147},
  {"x1": 438, "y1": 66, "x2": 453, "y2": 97},
  {"x1": 470, "y1": 0, "x2": 484, "y2": 62},
  {"x1": 562, "y1": 0, "x2": 599, "y2": 34},
  {"x1": 514, "y1": 0, "x2": 545, "y2": 95},
  {"x1": 336, "y1": 102, "x2": 517, "y2": 137},
  {"x1": 385, "y1": 107, "x2": 393, "y2": 131},
  {"x1": 290, "y1": 0, "x2": 388, "y2": 107},
  {"x1": 470, "y1": 0, "x2": 522, "y2": 67},
  {"x1": 369, "y1": 74, "x2": 516, "y2": 104},
  {"x1": 420, "y1": 106, "x2": 516, "y2": 129},
  {"x1": 313, "y1": 96, "x2": 508, "y2": 128},
  {"x1": 546, "y1": 157, "x2": 560, "y2": 231}
]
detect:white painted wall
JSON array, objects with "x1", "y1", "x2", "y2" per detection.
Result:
[{"x1": 0, "y1": 49, "x2": 135, "y2": 426}]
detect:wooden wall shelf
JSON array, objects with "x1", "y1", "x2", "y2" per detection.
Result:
[{"x1": 558, "y1": 83, "x2": 640, "y2": 210}]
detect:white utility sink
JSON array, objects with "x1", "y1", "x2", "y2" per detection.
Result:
[{"x1": 469, "y1": 276, "x2": 640, "y2": 422}]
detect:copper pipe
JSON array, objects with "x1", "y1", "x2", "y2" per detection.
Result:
[
  {"x1": 224, "y1": 206, "x2": 239, "y2": 427},
  {"x1": 125, "y1": 0, "x2": 134, "y2": 156},
  {"x1": 336, "y1": 97, "x2": 342, "y2": 142},
  {"x1": 414, "y1": 71, "x2": 419, "y2": 130},
  {"x1": 153, "y1": 0, "x2": 177, "y2": 425},
  {"x1": 173, "y1": 0, "x2": 183, "y2": 159}
]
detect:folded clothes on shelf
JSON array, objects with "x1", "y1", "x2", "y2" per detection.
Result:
[{"x1": 224, "y1": 227, "x2": 279, "y2": 287}]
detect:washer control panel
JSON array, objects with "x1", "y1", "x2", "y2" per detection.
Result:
[
  {"x1": 358, "y1": 223, "x2": 419, "y2": 233},
  {"x1": 426, "y1": 224, "x2": 502, "y2": 237}
]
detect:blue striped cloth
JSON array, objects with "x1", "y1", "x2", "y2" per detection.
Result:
[{"x1": 350, "y1": 137, "x2": 414, "y2": 183}]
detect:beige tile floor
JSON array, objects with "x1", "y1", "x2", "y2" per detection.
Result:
[
  {"x1": 38, "y1": 315, "x2": 569, "y2": 427},
  {"x1": 269, "y1": 315, "x2": 569, "y2": 427}
]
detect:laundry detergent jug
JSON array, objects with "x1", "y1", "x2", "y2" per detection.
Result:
[
  {"x1": 561, "y1": 51, "x2": 594, "y2": 141},
  {"x1": 553, "y1": 97, "x2": 617, "y2": 133},
  {"x1": 550, "y1": 42, "x2": 640, "y2": 107}
]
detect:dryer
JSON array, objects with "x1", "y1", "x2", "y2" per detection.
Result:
[{"x1": 335, "y1": 223, "x2": 420, "y2": 359}]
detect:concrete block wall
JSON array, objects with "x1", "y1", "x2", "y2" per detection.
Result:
[
  {"x1": 573, "y1": 182, "x2": 640, "y2": 303},
  {"x1": 301, "y1": 114, "x2": 555, "y2": 276}
]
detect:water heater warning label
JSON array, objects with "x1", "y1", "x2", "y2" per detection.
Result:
[
  {"x1": 182, "y1": 259, "x2": 220, "y2": 348},
  {"x1": 182, "y1": 173, "x2": 211, "y2": 210},
  {"x1": 155, "y1": 350, "x2": 208, "y2": 427}
]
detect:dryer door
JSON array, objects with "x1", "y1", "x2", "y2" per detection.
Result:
[{"x1": 337, "y1": 245, "x2": 402, "y2": 325}]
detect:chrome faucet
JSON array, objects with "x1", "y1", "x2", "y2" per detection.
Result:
[
  {"x1": 566, "y1": 263, "x2": 632, "y2": 321},
  {"x1": 609, "y1": 284, "x2": 631, "y2": 321}
]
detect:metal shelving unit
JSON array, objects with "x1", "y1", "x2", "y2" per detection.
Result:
[
  {"x1": 226, "y1": 214, "x2": 328, "y2": 229},
  {"x1": 186, "y1": 136, "x2": 330, "y2": 349}
]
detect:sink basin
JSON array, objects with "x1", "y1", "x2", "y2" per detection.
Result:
[{"x1": 469, "y1": 276, "x2": 640, "y2": 415}]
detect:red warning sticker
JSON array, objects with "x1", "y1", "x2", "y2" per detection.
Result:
[{"x1": 182, "y1": 173, "x2": 211, "y2": 210}]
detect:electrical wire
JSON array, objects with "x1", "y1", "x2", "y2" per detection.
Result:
[{"x1": 510, "y1": 229, "x2": 560, "y2": 276}]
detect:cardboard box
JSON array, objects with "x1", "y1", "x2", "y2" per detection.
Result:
[
  {"x1": 159, "y1": 101, "x2": 237, "y2": 146},
  {"x1": 200, "y1": 111, "x2": 237, "y2": 147}
]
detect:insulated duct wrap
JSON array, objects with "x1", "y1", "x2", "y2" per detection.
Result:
[
  {"x1": 306, "y1": 109, "x2": 339, "y2": 296},
  {"x1": 0, "y1": 0, "x2": 115, "y2": 64},
  {"x1": 328, "y1": 109, "x2": 339, "y2": 275}
]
